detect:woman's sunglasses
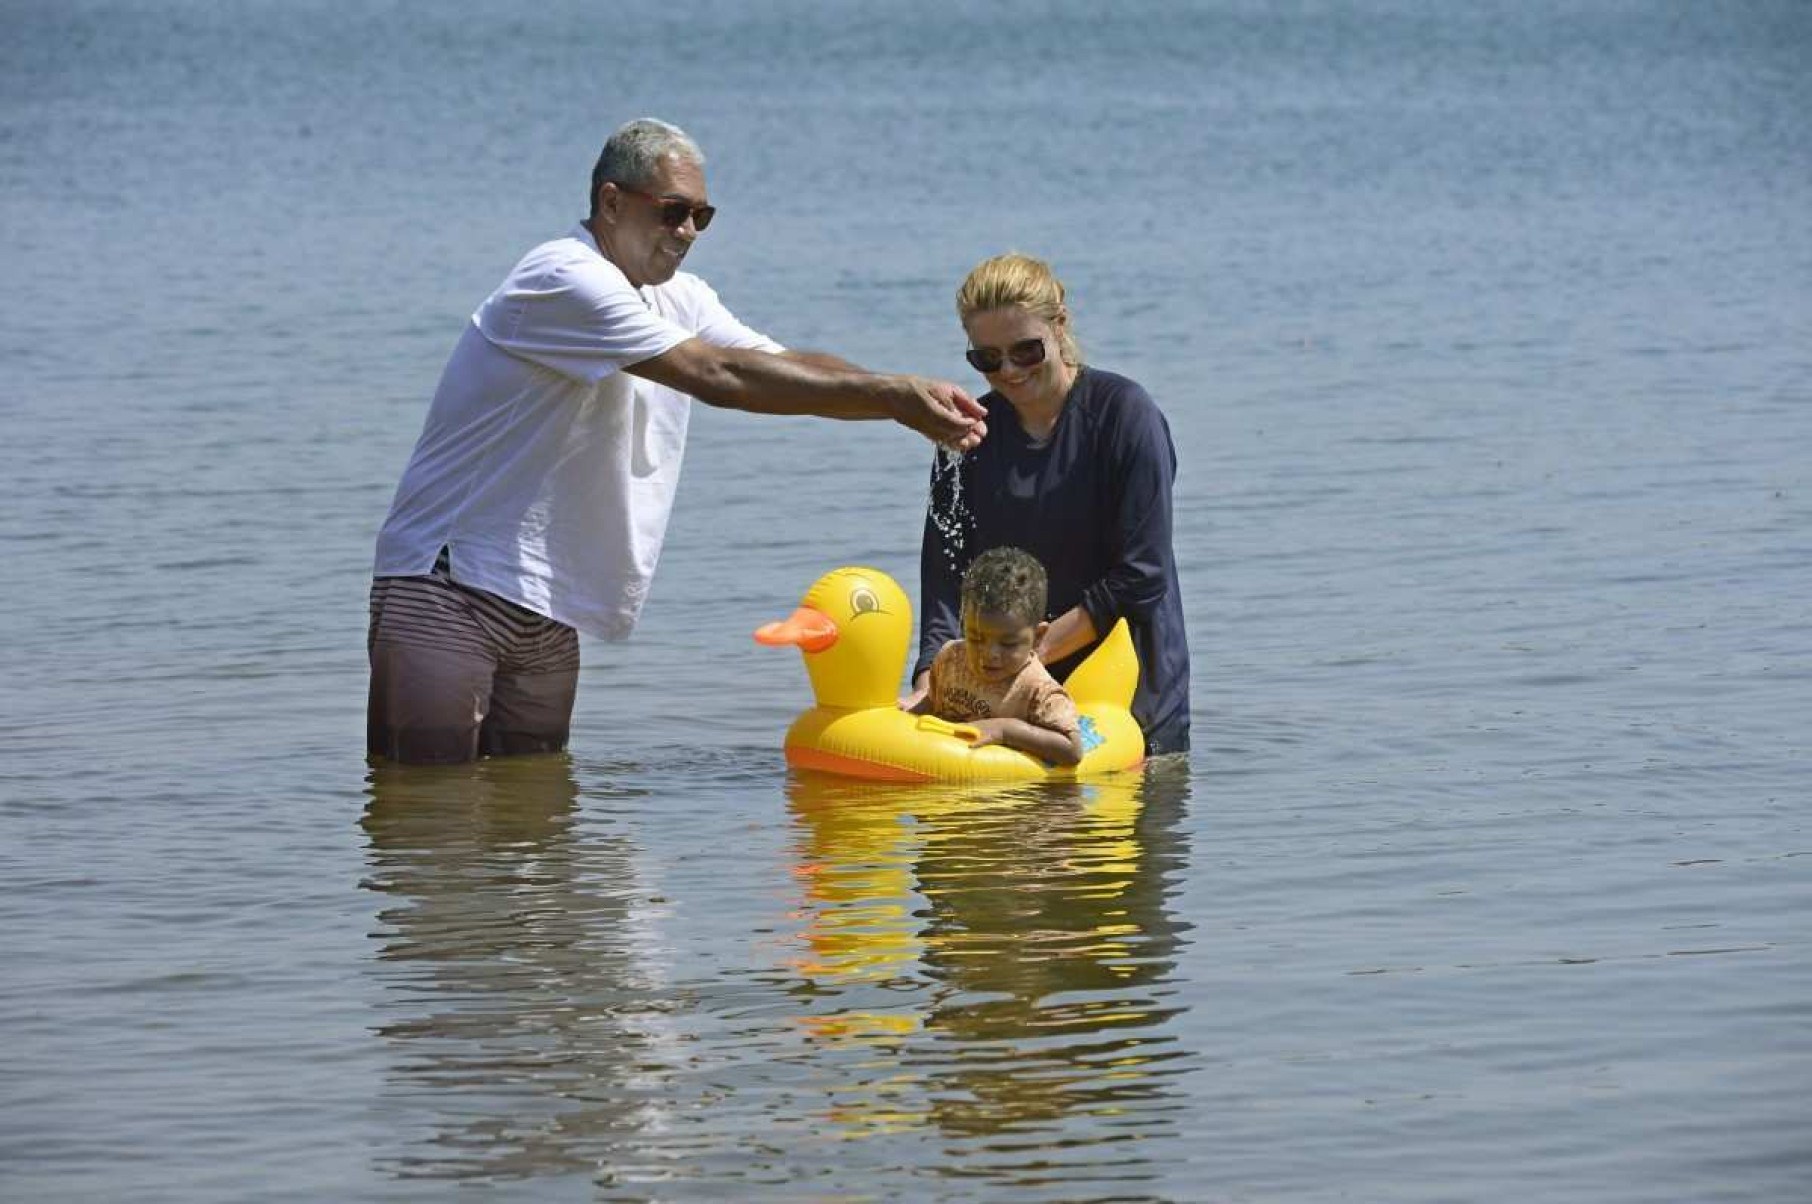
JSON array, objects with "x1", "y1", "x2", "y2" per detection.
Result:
[
  {"x1": 615, "y1": 184, "x2": 716, "y2": 232},
  {"x1": 964, "y1": 337, "x2": 1046, "y2": 374}
]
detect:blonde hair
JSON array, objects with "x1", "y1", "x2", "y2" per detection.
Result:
[{"x1": 956, "y1": 253, "x2": 1082, "y2": 367}]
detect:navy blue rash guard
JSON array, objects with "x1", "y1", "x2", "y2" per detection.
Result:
[{"x1": 916, "y1": 366, "x2": 1191, "y2": 754}]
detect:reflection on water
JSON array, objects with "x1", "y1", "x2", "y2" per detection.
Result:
[
  {"x1": 783, "y1": 764, "x2": 1196, "y2": 1185},
  {"x1": 360, "y1": 759, "x2": 1195, "y2": 1197},
  {"x1": 361, "y1": 757, "x2": 667, "y2": 1184}
]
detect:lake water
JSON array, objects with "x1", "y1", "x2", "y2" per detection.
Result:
[{"x1": 3, "y1": 1, "x2": 1809, "y2": 1200}]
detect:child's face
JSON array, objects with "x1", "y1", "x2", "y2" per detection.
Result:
[{"x1": 961, "y1": 605, "x2": 1047, "y2": 683}]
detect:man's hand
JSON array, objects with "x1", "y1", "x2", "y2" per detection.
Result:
[{"x1": 892, "y1": 378, "x2": 987, "y2": 452}]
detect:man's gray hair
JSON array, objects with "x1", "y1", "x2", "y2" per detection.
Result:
[{"x1": 589, "y1": 118, "x2": 705, "y2": 215}]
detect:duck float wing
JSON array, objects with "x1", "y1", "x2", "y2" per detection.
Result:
[{"x1": 1060, "y1": 613, "x2": 1139, "y2": 710}]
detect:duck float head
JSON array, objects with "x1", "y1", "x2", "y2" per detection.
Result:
[
  {"x1": 755, "y1": 566, "x2": 912, "y2": 710},
  {"x1": 757, "y1": 566, "x2": 1145, "y2": 783}
]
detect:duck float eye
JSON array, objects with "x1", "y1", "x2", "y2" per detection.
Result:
[{"x1": 849, "y1": 586, "x2": 881, "y2": 616}]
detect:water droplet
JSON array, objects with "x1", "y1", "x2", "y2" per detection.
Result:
[{"x1": 927, "y1": 447, "x2": 971, "y2": 573}]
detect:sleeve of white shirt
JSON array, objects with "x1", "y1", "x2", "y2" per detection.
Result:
[
  {"x1": 473, "y1": 242, "x2": 693, "y2": 386},
  {"x1": 684, "y1": 277, "x2": 786, "y2": 355}
]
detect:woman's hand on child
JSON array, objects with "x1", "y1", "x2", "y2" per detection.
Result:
[{"x1": 897, "y1": 673, "x2": 931, "y2": 712}]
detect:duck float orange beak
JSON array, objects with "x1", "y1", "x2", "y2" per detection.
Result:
[{"x1": 757, "y1": 566, "x2": 1145, "y2": 783}]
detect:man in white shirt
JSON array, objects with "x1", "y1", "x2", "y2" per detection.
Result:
[{"x1": 369, "y1": 118, "x2": 986, "y2": 764}]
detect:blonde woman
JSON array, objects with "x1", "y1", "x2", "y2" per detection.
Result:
[{"x1": 907, "y1": 253, "x2": 1190, "y2": 755}]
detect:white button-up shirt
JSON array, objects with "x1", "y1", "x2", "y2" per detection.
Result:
[{"x1": 375, "y1": 224, "x2": 783, "y2": 639}]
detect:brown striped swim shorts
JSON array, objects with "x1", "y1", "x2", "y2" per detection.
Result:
[{"x1": 367, "y1": 552, "x2": 581, "y2": 764}]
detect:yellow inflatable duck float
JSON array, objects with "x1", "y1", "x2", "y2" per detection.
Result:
[{"x1": 755, "y1": 567, "x2": 1145, "y2": 783}]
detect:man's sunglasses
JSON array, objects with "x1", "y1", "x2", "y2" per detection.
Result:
[
  {"x1": 615, "y1": 184, "x2": 716, "y2": 232},
  {"x1": 964, "y1": 337, "x2": 1046, "y2": 374}
]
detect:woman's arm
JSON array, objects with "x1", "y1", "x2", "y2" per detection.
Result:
[
  {"x1": 1076, "y1": 385, "x2": 1179, "y2": 634},
  {"x1": 1036, "y1": 606, "x2": 1099, "y2": 667}
]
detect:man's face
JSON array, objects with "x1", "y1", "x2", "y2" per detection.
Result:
[{"x1": 598, "y1": 154, "x2": 709, "y2": 288}]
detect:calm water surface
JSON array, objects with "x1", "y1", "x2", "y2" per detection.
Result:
[{"x1": 3, "y1": 1, "x2": 1808, "y2": 1200}]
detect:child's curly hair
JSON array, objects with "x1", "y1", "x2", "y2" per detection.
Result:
[{"x1": 960, "y1": 547, "x2": 1048, "y2": 627}]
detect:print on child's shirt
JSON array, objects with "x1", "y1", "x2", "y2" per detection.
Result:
[{"x1": 940, "y1": 686, "x2": 994, "y2": 721}]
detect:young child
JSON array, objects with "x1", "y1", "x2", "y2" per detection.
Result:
[{"x1": 914, "y1": 547, "x2": 1084, "y2": 766}]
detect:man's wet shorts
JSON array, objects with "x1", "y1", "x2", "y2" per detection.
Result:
[{"x1": 367, "y1": 551, "x2": 580, "y2": 764}]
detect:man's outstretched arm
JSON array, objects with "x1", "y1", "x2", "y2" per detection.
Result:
[{"x1": 627, "y1": 338, "x2": 987, "y2": 451}]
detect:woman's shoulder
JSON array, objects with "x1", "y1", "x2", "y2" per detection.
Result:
[
  {"x1": 1076, "y1": 366, "x2": 1158, "y2": 410},
  {"x1": 1073, "y1": 367, "x2": 1169, "y2": 441}
]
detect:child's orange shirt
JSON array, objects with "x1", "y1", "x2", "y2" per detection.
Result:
[{"x1": 926, "y1": 641, "x2": 1080, "y2": 740}]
